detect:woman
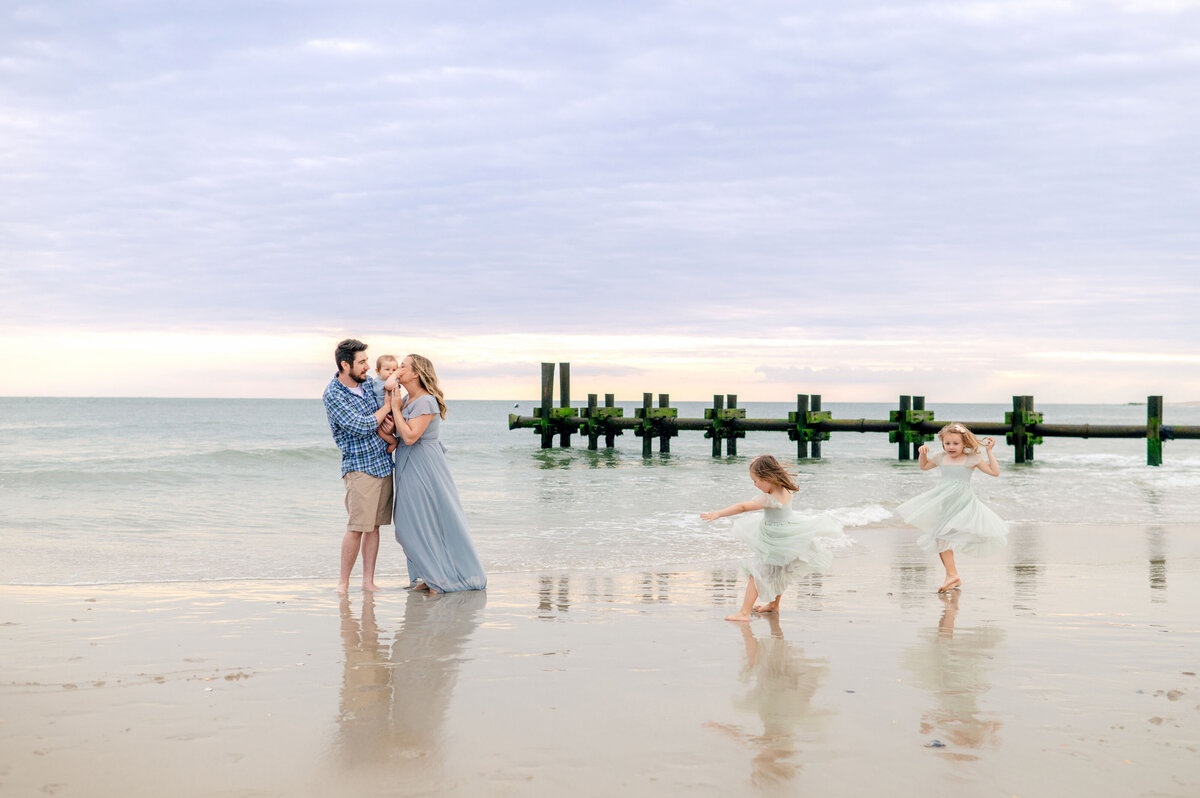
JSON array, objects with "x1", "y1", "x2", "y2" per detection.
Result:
[{"x1": 386, "y1": 354, "x2": 486, "y2": 592}]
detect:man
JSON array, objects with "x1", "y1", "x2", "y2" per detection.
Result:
[{"x1": 322, "y1": 338, "x2": 397, "y2": 593}]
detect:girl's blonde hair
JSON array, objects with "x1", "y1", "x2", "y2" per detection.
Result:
[
  {"x1": 749, "y1": 454, "x2": 799, "y2": 492},
  {"x1": 937, "y1": 422, "x2": 983, "y2": 453},
  {"x1": 407, "y1": 354, "x2": 448, "y2": 419}
]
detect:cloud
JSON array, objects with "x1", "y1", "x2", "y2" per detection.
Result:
[
  {"x1": 301, "y1": 39, "x2": 383, "y2": 56},
  {"x1": 1, "y1": 0, "x2": 1197, "y2": 399}
]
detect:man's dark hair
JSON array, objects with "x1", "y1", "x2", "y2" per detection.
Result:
[{"x1": 334, "y1": 339, "x2": 368, "y2": 373}]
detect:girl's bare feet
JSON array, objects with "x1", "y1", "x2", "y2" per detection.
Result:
[
  {"x1": 938, "y1": 575, "x2": 962, "y2": 592},
  {"x1": 725, "y1": 612, "x2": 753, "y2": 622},
  {"x1": 335, "y1": 582, "x2": 349, "y2": 595},
  {"x1": 753, "y1": 601, "x2": 779, "y2": 613},
  {"x1": 362, "y1": 582, "x2": 382, "y2": 592}
]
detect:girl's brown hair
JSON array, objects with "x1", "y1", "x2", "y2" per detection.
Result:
[
  {"x1": 406, "y1": 354, "x2": 448, "y2": 419},
  {"x1": 937, "y1": 422, "x2": 983, "y2": 453},
  {"x1": 749, "y1": 454, "x2": 799, "y2": 492}
]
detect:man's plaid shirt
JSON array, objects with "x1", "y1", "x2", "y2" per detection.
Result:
[{"x1": 322, "y1": 376, "x2": 394, "y2": 477}]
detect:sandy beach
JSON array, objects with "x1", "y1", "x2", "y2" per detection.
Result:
[{"x1": 3, "y1": 523, "x2": 1198, "y2": 797}]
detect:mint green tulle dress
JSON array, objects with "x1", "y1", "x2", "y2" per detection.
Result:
[
  {"x1": 730, "y1": 493, "x2": 845, "y2": 599},
  {"x1": 897, "y1": 451, "x2": 1008, "y2": 556}
]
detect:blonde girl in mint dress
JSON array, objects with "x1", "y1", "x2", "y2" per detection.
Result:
[
  {"x1": 897, "y1": 422, "x2": 1007, "y2": 593},
  {"x1": 702, "y1": 455, "x2": 845, "y2": 623}
]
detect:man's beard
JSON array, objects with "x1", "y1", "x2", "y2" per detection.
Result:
[{"x1": 351, "y1": 371, "x2": 367, "y2": 384}]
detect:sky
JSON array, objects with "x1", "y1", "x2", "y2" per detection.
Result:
[{"x1": 2, "y1": 0, "x2": 1198, "y2": 402}]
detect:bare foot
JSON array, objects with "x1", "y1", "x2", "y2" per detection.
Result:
[
  {"x1": 335, "y1": 582, "x2": 349, "y2": 595},
  {"x1": 938, "y1": 576, "x2": 962, "y2": 593},
  {"x1": 362, "y1": 582, "x2": 382, "y2": 593},
  {"x1": 753, "y1": 602, "x2": 779, "y2": 613},
  {"x1": 725, "y1": 612, "x2": 752, "y2": 622},
  {"x1": 411, "y1": 581, "x2": 431, "y2": 592}
]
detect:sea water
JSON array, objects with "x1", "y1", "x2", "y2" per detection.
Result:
[{"x1": 1, "y1": 398, "x2": 1197, "y2": 586}]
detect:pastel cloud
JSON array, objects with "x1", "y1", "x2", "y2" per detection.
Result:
[{"x1": 1, "y1": 1, "x2": 1198, "y2": 399}]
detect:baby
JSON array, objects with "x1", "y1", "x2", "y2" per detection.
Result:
[{"x1": 366, "y1": 354, "x2": 399, "y2": 405}]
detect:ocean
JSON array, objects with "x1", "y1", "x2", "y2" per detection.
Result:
[{"x1": 2, "y1": 398, "x2": 1197, "y2": 586}]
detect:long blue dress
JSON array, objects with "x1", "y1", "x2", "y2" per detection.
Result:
[{"x1": 393, "y1": 394, "x2": 486, "y2": 592}]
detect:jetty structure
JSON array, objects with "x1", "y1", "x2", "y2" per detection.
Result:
[{"x1": 508, "y1": 363, "x2": 1199, "y2": 466}]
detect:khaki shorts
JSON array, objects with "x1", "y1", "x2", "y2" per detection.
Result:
[{"x1": 343, "y1": 471, "x2": 394, "y2": 532}]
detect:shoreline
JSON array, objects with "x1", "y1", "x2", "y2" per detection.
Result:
[
  {"x1": 4, "y1": 519, "x2": 1197, "y2": 590},
  {"x1": 3, "y1": 524, "x2": 1198, "y2": 796}
]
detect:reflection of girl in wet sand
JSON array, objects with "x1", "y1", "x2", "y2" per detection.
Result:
[
  {"x1": 706, "y1": 616, "x2": 832, "y2": 788},
  {"x1": 701, "y1": 455, "x2": 844, "y2": 622},
  {"x1": 902, "y1": 592, "x2": 1005, "y2": 757}
]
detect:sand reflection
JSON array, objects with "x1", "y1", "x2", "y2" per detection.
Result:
[
  {"x1": 903, "y1": 592, "x2": 1005, "y2": 759},
  {"x1": 390, "y1": 590, "x2": 487, "y2": 763},
  {"x1": 707, "y1": 616, "x2": 832, "y2": 789},
  {"x1": 336, "y1": 594, "x2": 394, "y2": 767},
  {"x1": 335, "y1": 590, "x2": 486, "y2": 778},
  {"x1": 1147, "y1": 525, "x2": 1167, "y2": 600}
]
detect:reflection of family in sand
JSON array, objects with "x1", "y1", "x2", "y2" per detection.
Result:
[
  {"x1": 903, "y1": 592, "x2": 1005, "y2": 757},
  {"x1": 335, "y1": 591, "x2": 487, "y2": 776},
  {"x1": 706, "y1": 616, "x2": 833, "y2": 788}
]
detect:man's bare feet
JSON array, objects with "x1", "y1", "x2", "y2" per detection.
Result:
[
  {"x1": 938, "y1": 575, "x2": 962, "y2": 592},
  {"x1": 335, "y1": 582, "x2": 349, "y2": 595},
  {"x1": 362, "y1": 582, "x2": 382, "y2": 592},
  {"x1": 725, "y1": 612, "x2": 752, "y2": 622},
  {"x1": 753, "y1": 601, "x2": 779, "y2": 613}
]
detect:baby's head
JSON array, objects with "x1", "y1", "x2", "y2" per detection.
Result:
[
  {"x1": 749, "y1": 454, "x2": 800, "y2": 493},
  {"x1": 375, "y1": 355, "x2": 399, "y2": 380},
  {"x1": 937, "y1": 422, "x2": 982, "y2": 455}
]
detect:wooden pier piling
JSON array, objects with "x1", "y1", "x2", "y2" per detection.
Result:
[
  {"x1": 793, "y1": 395, "x2": 809, "y2": 459},
  {"x1": 510, "y1": 363, "x2": 1198, "y2": 465},
  {"x1": 1148, "y1": 395, "x2": 1163, "y2": 467},
  {"x1": 810, "y1": 395, "x2": 824, "y2": 459},
  {"x1": 538, "y1": 363, "x2": 554, "y2": 449},
  {"x1": 558, "y1": 362, "x2": 572, "y2": 449}
]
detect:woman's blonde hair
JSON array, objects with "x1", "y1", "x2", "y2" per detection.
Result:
[
  {"x1": 749, "y1": 454, "x2": 799, "y2": 492},
  {"x1": 937, "y1": 422, "x2": 983, "y2": 453},
  {"x1": 407, "y1": 354, "x2": 448, "y2": 419}
]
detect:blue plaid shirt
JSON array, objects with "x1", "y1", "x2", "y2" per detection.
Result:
[{"x1": 323, "y1": 376, "x2": 394, "y2": 478}]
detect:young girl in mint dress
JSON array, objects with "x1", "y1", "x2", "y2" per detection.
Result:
[
  {"x1": 702, "y1": 455, "x2": 845, "y2": 622},
  {"x1": 897, "y1": 422, "x2": 1008, "y2": 593}
]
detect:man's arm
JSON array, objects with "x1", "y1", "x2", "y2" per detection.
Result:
[{"x1": 324, "y1": 389, "x2": 389, "y2": 437}]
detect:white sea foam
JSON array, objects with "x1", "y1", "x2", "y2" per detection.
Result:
[{"x1": 827, "y1": 504, "x2": 894, "y2": 528}]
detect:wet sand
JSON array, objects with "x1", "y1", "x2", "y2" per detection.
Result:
[{"x1": 2, "y1": 523, "x2": 1199, "y2": 797}]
